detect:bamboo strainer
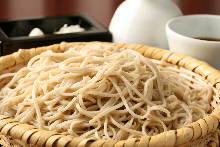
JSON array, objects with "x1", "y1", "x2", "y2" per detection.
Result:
[{"x1": 0, "y1": 42, "x2": 220, "y2": 147}]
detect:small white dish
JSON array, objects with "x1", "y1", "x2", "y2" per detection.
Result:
[{"x1": 166, "y1": 15, "x2": 220, "y2": 69}]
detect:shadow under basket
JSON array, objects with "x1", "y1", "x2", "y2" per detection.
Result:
[{"x1": 0, "y1": 42, "x2": 220, "y2": 147}]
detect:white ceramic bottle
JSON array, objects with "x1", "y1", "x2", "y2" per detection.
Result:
[{"x1": 109, "y1": 0, "x2": 182, "y2": 49}]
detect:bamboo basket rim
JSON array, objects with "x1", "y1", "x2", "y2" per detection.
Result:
[{"x1": 0, "y1": 41, "x2": 220, "y2": 147}]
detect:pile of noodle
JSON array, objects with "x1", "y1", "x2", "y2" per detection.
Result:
[{"x1": 0, "y1": 43, "x2": 218, "y2": 140}]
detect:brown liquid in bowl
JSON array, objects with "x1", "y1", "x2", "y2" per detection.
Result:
[{"x1": 195, "y1": 37, "x2": 220, "y2": 41}]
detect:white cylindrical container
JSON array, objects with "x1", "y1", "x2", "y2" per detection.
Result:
[
  {"x1": 109, "y1": 0, "x2": 182, "y2": 49},
  {"x1": 166, "y1": 15, "x2": 220, "y2": 69}
]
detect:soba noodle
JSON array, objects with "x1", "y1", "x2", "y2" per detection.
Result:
[{"x1": 0, "y1": 43, "x2": 217, "y2": 140}]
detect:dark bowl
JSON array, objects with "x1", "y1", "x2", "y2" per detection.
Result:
[{"x1": 0, "y1": 14, "x2": 112, "y2": 56}]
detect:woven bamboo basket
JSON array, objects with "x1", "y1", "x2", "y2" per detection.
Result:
[{"x1": 0, "y1": 42, "x2": 220, "y2": 147}]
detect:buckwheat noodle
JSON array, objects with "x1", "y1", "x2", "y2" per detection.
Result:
[{"x1": 0, "y1": 43, "x2": 218, "y2": 141}]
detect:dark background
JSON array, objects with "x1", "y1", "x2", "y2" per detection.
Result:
[{"x1": 0, "y1": 0, "x2": 219, "y2": 27}]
